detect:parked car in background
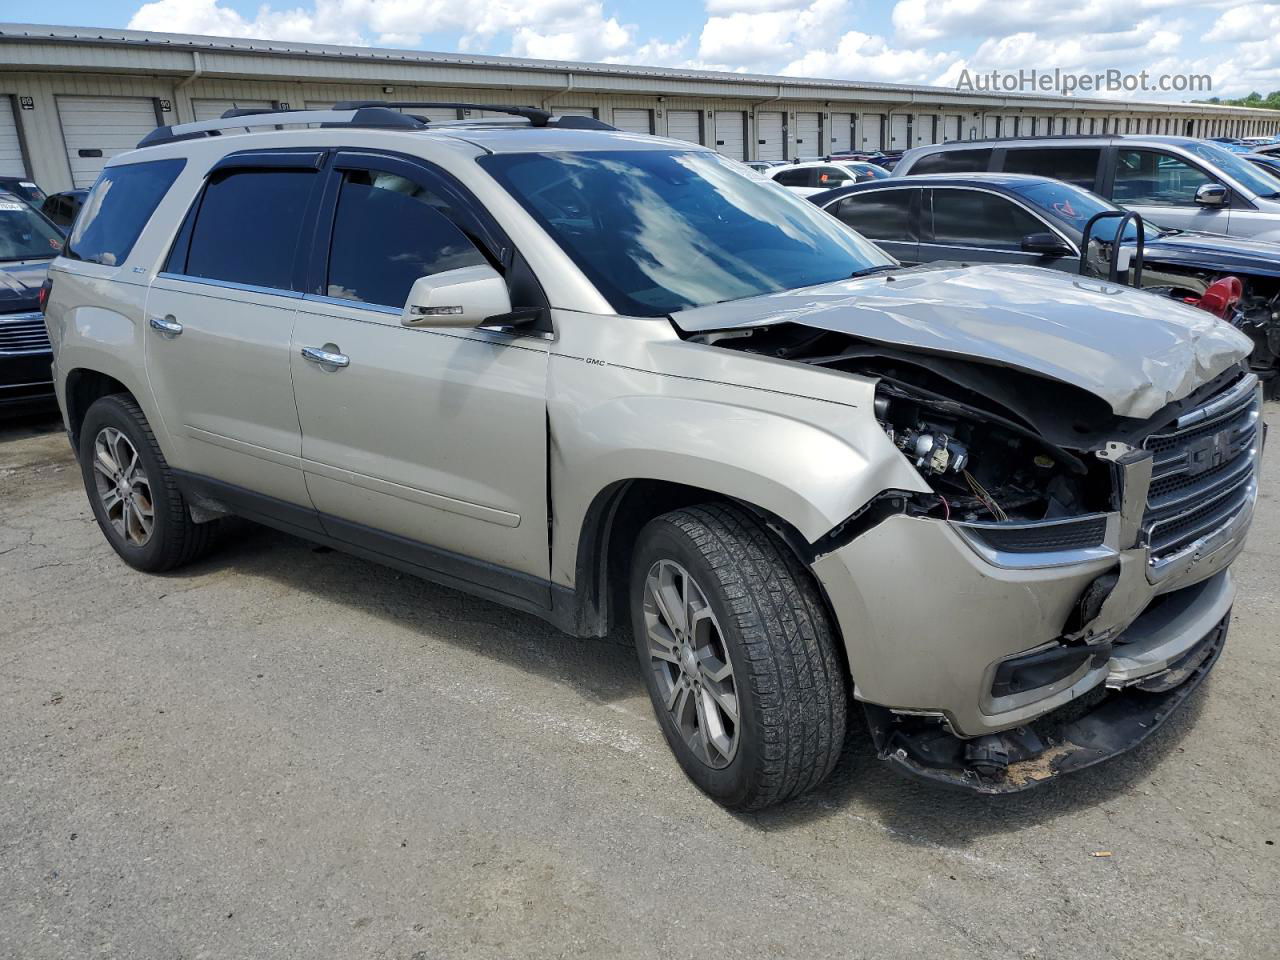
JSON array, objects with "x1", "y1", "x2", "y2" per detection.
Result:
[
  {"x1": 768, "y1": 159, "x2": 888, "y2": 195},
  {"x1": 810, "y1": 172, "x2": 1280, "y2": 395},
  {"x1": 40, "y1": 189, "x2": 88, "y2": 231},
  {"x1": 1243, "y1": 152, "x2": 1280, "y2": 184},
  {"x1": 895, "y1": 135, "x2": 1280, "y2": 241},
  {"x1": 0, "y1": 190, "x2": 61, "y2": 412},
  {"x1": 45, "y1": 103, "x2": 1259, "y2": 804},
  {"x1": 0, "y1": 176, "x2": 48, "y2": 208}
]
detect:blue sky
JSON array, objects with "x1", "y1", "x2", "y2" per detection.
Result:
[{"x1": 23, "y1": 0, "x2": 1280, "y2": 99}]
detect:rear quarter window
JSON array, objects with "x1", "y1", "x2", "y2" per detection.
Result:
[
  {"x1": 66, "y1": 158, "x2": 185, "y2": 267},
  {"x1": 1001, "y1": 148, "x2": 1102, "y2": 189},
  {"x1": 906, "y1": 149, "x2": 993, "y2": 175}
]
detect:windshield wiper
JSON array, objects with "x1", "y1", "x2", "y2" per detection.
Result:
[{"x1": 849, "y1": 264, "x2": 898, "y2": 278}]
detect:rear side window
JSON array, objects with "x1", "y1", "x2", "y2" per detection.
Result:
[
  {"x1": 772, "y1": 168, "x2": 812, "y2": 187},
  {"x1": 1002, "y1": 148, "x2": 1101, "y2": 188},
  {"x1": 907, "y1": 149, "x2": 992, "y2": 176},
  {"x1": 182, "y1": 169, "x2": 314, "y2": 290},
  {"x1": 65, "y1": 158, "x2": 184, "y2": 266},
  {"x1": 834, "y1": 189, "x2": 916, "y2": 241},
  {"x1": 930, "y1": 189, "x2": 1046, "y2": 249},
  {"x1": 325, "y1": 169, "x2": 486, "y2": 308}
]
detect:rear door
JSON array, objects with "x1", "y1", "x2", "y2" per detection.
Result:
[
  {"x1": 146, "y1": 151, "x2": 323, "y2": 508},
  {"x1": 290, "y1": 151, "x2": 551, "y2": 587},
  {"x1": 826, "y1": 187, "x2": 920, "y2": 263},
  {"x1": 921, "y1": 187, "x2": 1076, "y2": 270}
]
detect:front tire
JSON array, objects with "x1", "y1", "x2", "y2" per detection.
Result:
[
  {"x1": 630, "y1": 504, "x2": 847, "y2": 810},
  {"x1": 78, "y1": 394, "x2": 220, "y2": 572}
]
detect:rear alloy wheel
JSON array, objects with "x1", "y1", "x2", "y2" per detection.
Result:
[
  {"x1": 631, "y1": 504, "x2": 847, "y2": 810},
  {"x1": 78, "y1": 393, "x2": 221, "y2": 572}
]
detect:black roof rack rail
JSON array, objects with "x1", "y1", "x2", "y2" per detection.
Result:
[
  {"x1": 333, "y1": 101, "x2": 554, "y2": 126},
  {"x1": 137, "y1": 106, "x2": 424, "y2": 148}
]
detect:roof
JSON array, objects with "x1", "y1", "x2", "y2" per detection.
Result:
[{"x1": 2, "y1": 21, "x2": 1275, "y2": 116}]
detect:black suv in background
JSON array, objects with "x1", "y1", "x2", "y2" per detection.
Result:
[{"x1": 0, "y1": 190, "x2": 61, "y2": 413}]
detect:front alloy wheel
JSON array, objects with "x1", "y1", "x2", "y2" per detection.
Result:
[{"x1": 643, "y1": 559, "x2": 740, "y2": 769}]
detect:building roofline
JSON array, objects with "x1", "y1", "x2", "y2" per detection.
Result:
[{"x1": 1, "y1": 21, "x2": 1275, "y2": 116}]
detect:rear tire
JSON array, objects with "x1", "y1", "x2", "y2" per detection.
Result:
[
  {"x1": 78, "y1": 394, "x2": 220, "y2": 572},
  {"x1": 630, "y1": 503, "x2": 847, "y2": 810}
]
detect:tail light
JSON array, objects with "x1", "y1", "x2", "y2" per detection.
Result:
[
  {"x1": 37, "y1": 277, "x2": 52, "y2": 314},
  {"x1": 1184, "y1": 276, "x2": 1242, "y2": 320}
]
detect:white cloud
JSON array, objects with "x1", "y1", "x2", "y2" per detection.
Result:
[
  {"x1": 783, "y1": 30, "x2": 956, "y2": 83},
  {"x1": 128, "y1": 0, "x2": 367, "y2": 45},
  {"x1": 696, "y1": 0, "x2": 846, "y2": 68}
]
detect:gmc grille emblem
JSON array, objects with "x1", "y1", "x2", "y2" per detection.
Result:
[{"x1": 1185, "y1": 429, "x2": 1234, "y2": 477}]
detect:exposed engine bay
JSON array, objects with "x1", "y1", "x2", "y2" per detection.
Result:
[{"x1": 694, "y1": 322, "x2": 1243, "y2": 526}]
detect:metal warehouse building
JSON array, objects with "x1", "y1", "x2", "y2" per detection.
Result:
[{"x1": 2, "y1": 21, "x2": 1279, "y2": 193}]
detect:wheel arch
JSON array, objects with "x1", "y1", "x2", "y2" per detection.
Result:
[{"x1": 64, "y1": 367, "x2": 135, "y2": 449}]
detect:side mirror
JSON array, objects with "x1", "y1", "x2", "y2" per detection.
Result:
[
  {"x1": 1020, "y1": 232, "x2": 1073, "y2": 256},
  {"x1": 401, "y1": 264, "x2": 512, "y2": 329},
  {"x1": 1195, "y1": 183, "x2": 1229, "y2": 207}
]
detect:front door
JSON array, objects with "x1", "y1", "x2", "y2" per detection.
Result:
[
  {"x1": 1109, "y1": 148, "x2": 1232, "y2": 235},
  {"x1": 919, "y1": 187, "x2": 1076, "y2": 272},
  {"x1": 290, "y1": 154, "x2": 551, "y2": 596},
  {"x1": 145, "y1": 161, "x2": 322, "y2": 507}
]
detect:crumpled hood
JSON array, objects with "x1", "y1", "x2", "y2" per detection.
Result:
[{"x1": 673, "y1": 264, "x2": 1253, "y2": 419}]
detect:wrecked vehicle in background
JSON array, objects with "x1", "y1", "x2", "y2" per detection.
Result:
[
  {"x1": 809, "y1": 172, "x2": 1280, "y2": 398},
  {"x1": 46, "y1": 109, "x2": 1261, "y2": 805}
]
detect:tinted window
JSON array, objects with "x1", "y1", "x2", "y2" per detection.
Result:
[
  {"x1": 930, "y1": 189, "x2": 1046, "y2": 249},
  {"x1": 326, "y1": 170, "x2": 487, "y2": 308},
  {"x1": 773, "y1": 168, "x2": 812, "y2": 187},
  {"x1": 908, "y1": 149, "x2": 993, "y2": 175},
  {"x1": 834, "y1": 190, "x2": 916, "y2": 241},
  {"x1": 0, "y1": 195, "x2": 64, "y2": 260},
  {"x1": 481, "y1": 150, "x2": 889, "y2": 317},
  {"x1": 184, "y1": 169, "x2": 314, "y2": 289},
  {"x1": 1002, "y1": 148, "x2": 1101, "y2": 188},
  {"x1": 65, "y1": 158, "x2": 184, "y2": 267},
  {"x1": 815, "y1": 166, "x2": 853, "y2": 186},
  {"x1": 1113, "y1": 150, "x2": 1213, "y2": 206}
]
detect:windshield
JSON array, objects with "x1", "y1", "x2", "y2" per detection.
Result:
[
  {"x1": 1006, "y1": 179, "x2": 1161, "y2": 241},
  {"x1": 479, "y1": 149, "x2": 891, "y2": 316},
  {"x1": 1182, "y1": 140, "x2": 1280, "y2": 198},
  {"x1": 0, "y1": 195, "x2": 62, "y2": 261}
]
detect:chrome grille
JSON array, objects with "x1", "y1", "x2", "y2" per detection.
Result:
[
  {"x1": 1141, "y1": 374, "x2": 1261, "y2": 569},
  {"x1": 0, "y1": 312, "x2": 51, "y2": 355}
]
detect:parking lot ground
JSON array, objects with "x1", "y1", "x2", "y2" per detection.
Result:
[{"x1": 1, "y1": 407, "x2": 1278, "y2": 960}]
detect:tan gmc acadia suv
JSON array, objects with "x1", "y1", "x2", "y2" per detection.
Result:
[{"x1": 42, "y1": 103, "x2": 1262, "y2": 808}]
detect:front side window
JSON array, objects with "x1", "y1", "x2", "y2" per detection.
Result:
[
  {"x1": 325, "y1": 170, "x2": 487, "y2": 308},
  {"x1": 1006, "y1": 178, "x2": 1157, "y2": 242},
  {"x1": 66, "y1": 158, "x2": 184, "y2": 266},
  {"x1": 930, "y1": 189, "x2": 1046, "y2": 249},
  {"x1": 833, "y1": 190, "x2": 916, "y2": 241},
  {"x1": 182, "y1": 169, "x2": 314, "y2": 289},
  {"x1": 480, "y1": 150, "x2": 889, "y2": 317},
  {"x1": 1001, "y1": 148, "x2": 1101, "y2": 188},
  {"x1": 1113, "y1": 150, "x2": 1214, "y2": 206},
  {"x1": 816, "y1": 166, "x2": 852, "y2": 186},
  {"x1": 0, "y1": 195, "x2": 64, "y2": 261}
]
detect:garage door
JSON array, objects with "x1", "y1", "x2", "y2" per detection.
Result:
[
  {"x1": 555, "y1": 107, "x2": 596, "y2": 118},
  {"x1": 756, "y1": 111, "x2": 784, "y2": 161},
  {"x1": 916, "y1": 114, "x2": 937, "y2": 145},
  {"x1": 192, "y1": 99, "x2": 274, "y2": 122},
  {"x1": 667, "y1": 110, "x2": 702, "y2": 144},
  {"x1": 613, "y1": 108, "x2": 652, "y2": 135},
  {"x1": 57, "y1": 96, "x2": 159, "y2": 188},
  {"x1": 714, "y1": 111, "x2": 746, "y2": 160},
  {"x1": 0, "y1": 97, "x2": 25, "y2": 177},
  {"x1": 828, "y1": 112, "x2": 853, "y2": 152},
  {"x1": 861, "y1": 114, "x2": 883, "y2": 151},
  {"x1": 795, "y1": 112, "x2": 820, "y2": 157},
  {"x1": 943, "y1": 115, "x2": 962, "y2": 142},
  {"x1": 888, "y1": 114, "x2": 910, "y2": 150}
]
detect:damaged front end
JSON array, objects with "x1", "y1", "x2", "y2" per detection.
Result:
[{"x1": 683, "y1": 286, "x2": 1262, "y2": 791}]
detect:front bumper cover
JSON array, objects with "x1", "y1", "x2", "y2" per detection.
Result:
[{"x1": 866, "y1": 611, "x2": 1228, "y2": 794}]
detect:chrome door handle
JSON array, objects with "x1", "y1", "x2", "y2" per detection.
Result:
[
  {"x1": 149, "y1": 315, "x2": 183, "y2": 335},
  {"x1": 300, "y1": 345, "x2": 350, "y2": 368}
]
